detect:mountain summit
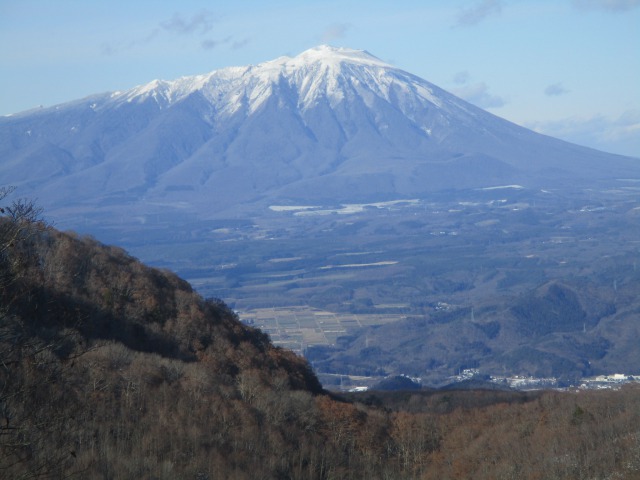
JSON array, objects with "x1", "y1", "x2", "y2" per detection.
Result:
[
  {"x1": 113, "y1": 46, "x2": 399, "y2": 111},
  {"x1": 0, "y1": 46, "x2": 637, "y2": 222}
]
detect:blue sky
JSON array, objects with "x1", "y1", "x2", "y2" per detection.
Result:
[{"x1": 1, "y1": 0, "x2": 639, "y2": 157}]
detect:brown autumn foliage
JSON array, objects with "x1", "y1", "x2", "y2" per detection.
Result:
[{"x1": 1, "y1": 196, "x2": 640, "y2": 479}]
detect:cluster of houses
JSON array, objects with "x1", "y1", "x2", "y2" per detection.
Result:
[
  {"x1": 578, "y1": 374, "x2": 640, "y2": 390},
  {"x1": 448, "y1": 369, "x2": 640, "y2": 391}
]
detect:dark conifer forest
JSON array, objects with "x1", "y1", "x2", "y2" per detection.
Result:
[{"x1": 2, "y1": 194, "x2": 640, "y2": 479}]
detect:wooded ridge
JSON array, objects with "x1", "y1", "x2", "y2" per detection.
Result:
[{"x1": 1, "y1": 197, "x2": 639, "y2": 479}]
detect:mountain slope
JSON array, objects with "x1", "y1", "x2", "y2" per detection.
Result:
[{"x1": 1, "y1": 46, "x2": 637, "y2": 224}]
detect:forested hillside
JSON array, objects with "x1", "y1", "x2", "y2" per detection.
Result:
[{"x1": 2, "y1": 193, "x2": 639, "y2": 479}]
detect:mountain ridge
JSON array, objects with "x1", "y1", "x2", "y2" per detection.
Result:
[{"x1": 2, "y1": 45, "x2": 637, "y2": 227}]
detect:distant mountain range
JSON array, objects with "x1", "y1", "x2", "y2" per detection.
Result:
[{"x1": 1, "y1": 45, "x2": 637, "y2": 226}]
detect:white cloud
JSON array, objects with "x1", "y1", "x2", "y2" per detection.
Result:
[{"x1": 455, "y1": 0, "x2": 503, "y2": 27}]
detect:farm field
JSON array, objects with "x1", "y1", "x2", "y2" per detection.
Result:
[{"x1": 239, "y1": 305, "x2": 407, "y2": 354}]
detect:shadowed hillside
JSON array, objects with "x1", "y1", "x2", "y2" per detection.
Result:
[{"x1": 2, "y1": 195, "x2": 640, "y2": 479}]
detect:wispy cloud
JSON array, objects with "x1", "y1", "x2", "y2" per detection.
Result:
[
  {"x1": 320, "y1": 23, "x2": 352, "y2": 43},
  {"x1": 201, "y1": 37, "x2": 231, "y2": 51},
  {"x1": 201, "y1": 36, "x2": 250, "y2": 51},
  {"x1": 450, "y1": 72, "x2": 506, "y2": 109},
  {"x1": 455, "y1": 0, "x2": 503, "y2": 27},
  {"x1": 101, "y1": 33, "x2": 157, "y2": 56},
  {"x1": 230, "y1": 38, "x2": 250, "y2": 50},
  {"x1": 544, "y1": 82, "x2": 569, "y2": 96},
  {"x1": 160, "y1": 10, "x2": 216, "y2": 35},
  {"x1": 572, "y1": 0, "x2": 640, "y2": 12},
  {"x1": 527, "y1": 109, "x2": 640, "y2": 156},
  {"x1": 452, "y1": 82, "x2": 507, "y2": 109},
  {"x1": 453, "y1": 71, "x2": 471, "y2": 85},
  {"x1": 102, "y1": 9, "x2": 239, "y2": 56}
]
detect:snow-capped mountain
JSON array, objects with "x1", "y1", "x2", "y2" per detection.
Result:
[{"x1": 1, "y1": 46, "x2": 637, "y2": 223}]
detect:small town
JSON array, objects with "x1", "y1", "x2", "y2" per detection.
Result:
[{"x1": 449, "y1": 368, "x2": 640, "y2": 391}]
